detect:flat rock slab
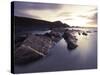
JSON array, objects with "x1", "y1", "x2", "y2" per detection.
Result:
[
  {"x1": 23, "y1": 35, "x2": 53, "y2": 55},
  {"x1": 63, "y1": 29, "x2": 78, "y2": 50},
  {"x1": 15, "y1": 31, "x2": 62, "y2": 65},
  {"x1": 15, "y1": 35, "x2": 53, "y2": 65}
]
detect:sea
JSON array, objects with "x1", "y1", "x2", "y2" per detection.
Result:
[{"x1": 14, "y1": 27, "x2": 97, "y2": 73}]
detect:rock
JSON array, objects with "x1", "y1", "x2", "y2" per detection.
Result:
[
  {"x1": 94, "y1": 31, "x2": 97, "y2": 32},
  {"x1": 44, "y1": 30, "x2": 62, "y2": 42},
  {"x1": 15, "y1": 31, "x2": 62, "y2": 65},
  {"x1": 15, "y1": 34, "x2": 28, "y2": 48},
  {"x1": 67, "y1": 39, "x2": 78, "y2": 50},
  {"x1": 15, "y1": 35, "x2": 52, "y2": 65},
  {"x1": 15, "y1": 45, "x2": 43, "y2": 65},
  {"x1": 78, "y1": 32, "x2": 81, "y2": 35},
  {"x1": 82, "y1": 32, "x2": 88, "y2": 36},
  {"x1": 63, "y1": 29, "x2": 78, "y2": 50},
  {"x1": 86, "y1": 31, "x2": 91, "y2": 33}
]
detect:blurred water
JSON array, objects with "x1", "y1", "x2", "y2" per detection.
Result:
[{"x1": 14, "y1": 28, "x2": 97, "y2": 73}]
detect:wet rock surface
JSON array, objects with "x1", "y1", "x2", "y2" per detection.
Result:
[
  {"x1": 15, "y1": 34, "x2": 28, "y2": 48},
  {"x1": 63, "y1": 29, "x2": 78, "y2": 50},
  {"x1": 15, "y1": 29, "x2": 80, "y2": 65},
  {"x1": 15, "y1": 45, "x2": 42, "y2": 65},
  {"x1": 44, "y1": 30, "x2": 62, "y2": 42},
  {"x1": 15, "y1": 31, "x2": 62, "y2": 65},
  {"x1": 82, "y1": 32, "x2": 88, "y2": 36}
]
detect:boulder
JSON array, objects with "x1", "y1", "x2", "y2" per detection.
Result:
[
  {"x1": 15, "y1": 35, "x2": 52, "y2": 65},
  {"x1": 15, "y1": 34, "x2": 28, "y2": 48},
  {"x1": 78, "y1": 32, "x2": 81, "y2": 35},
  {"x1": 15, "y1": 31, "x2": 62, "y2": 65},
  {"x1": 44, "y1": 30, "x2": 62, "y2": 42},
  {"x1": 86, "y1": 31, "x2": 91, "y2": 33},
  {"x1": 63, "y1": 29, "x2": 78, "y2": 50},
  {"x1": 15, "y1": 45, "x2": 43, "y2": 65},
  {"x1": 94, "y1": 31, "x2": 97, "y2": 32},
  {"x1": 82, "y1": 32, "x2": 88, "y2": 36}
]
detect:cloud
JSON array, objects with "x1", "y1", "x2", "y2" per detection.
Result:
[
  {"x1": 57, "y1": 12, "x2": 72, "y2": 17},
  {"x1": 14, "y1": 9, "x2": 41, "y2": 19},
  {"x1": 14, "y1": 1, "x2": 62, "y2": 18},
  {"x1": 77, "y1": 8, "x2": 97, "y2": 26},
  {"x1": 64, "y1": 18, "x2": 73, "y2": 20},
  {"x1": 90, "y1": 13, "x2": 97, "y2": 20},
  {"x1": 14, "y1": 1, "x2": 62, "y2": 10},
  {"x1": 13, "y1": 1, "x2": 97, "y2": 27},
  {"x1": 89, "y1": 8, "x2": 97, "y2": 12},
  {"x1": 87, "y1": 13, "x2": 97, "y2": 25}
]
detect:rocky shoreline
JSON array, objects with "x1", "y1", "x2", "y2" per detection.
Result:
[
  {"x1": 63, "y1": 29, "x2": 78, "y2": 50},
  {"x1": 15, "y1": 30, "x2": 62, "y2": 65},
  {"x1": 15, "y1": 28, "x2": 95, "y2": 65}
]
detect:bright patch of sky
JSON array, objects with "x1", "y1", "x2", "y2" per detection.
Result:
[{"x1": 14, "y1": 1, "x2": 97, "y2": 27}]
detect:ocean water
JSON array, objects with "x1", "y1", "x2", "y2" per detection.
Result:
[{"x1": 14, "y1": 28, "x2": 97, "y2": 73}]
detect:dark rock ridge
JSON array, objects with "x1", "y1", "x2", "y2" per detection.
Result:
[
  {"x1": 82, "y1": 32, "x2": 88, "y2": 36},
  {"x1": 15, "y1": 31, "x2": 62, "y2": 65},
  {"x1": 86, "y1": 31, "x2": 91, "y2": 33},
  {"x1": 14, "y1": 16, "x2": 70, "y2": 33},
  {"x1": 15, "y1": 34, "x2": 28, "y2": 48},
  {"x1": 15, "y1": 29, "x2": 79, "y2": 64},
  {"x1": 63, "y1": 29, "x2": 78, "y2": 50},
  {"x1": 14, "y1": 16, "x2": 79, "y2": 65}
]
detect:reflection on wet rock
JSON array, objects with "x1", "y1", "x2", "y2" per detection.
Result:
[
  {"x1": 15, "y1": 31, "x2": 62, "y2": 65},
  {"x1": 63, "y1": 29, "x2": 78, "y2": 50},
  {"x1": 82, "y1": 32, "x2": 88, "y2": 36}
]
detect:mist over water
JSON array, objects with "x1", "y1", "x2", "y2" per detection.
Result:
[{"x1": 15, "y1": 28, "x2": 97, "y2": 73}]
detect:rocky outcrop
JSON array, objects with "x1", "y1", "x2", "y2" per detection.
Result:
[
  {"x1": 15, "y1": 28, "x2": 80, "y2": 65},
  {"x1": 44, "y1": 30, "x2": 62, "y2": 42},
  {"x1": 15, "y1": 34, "x2": 28, "y2": 48},
  {"x1": 15, "y1": 16, "x2": 70, "y2": 33},
  {"x1": 15, "y1": 31, "x2": 62, "y2": 65},
  {"x1": 78, "y1": 32, "x2": 81, "y2": 35},
  {"x1": 86, "y1": 31, "x2": 91, "y2": 33},
  {"x1": 63, "y1": 29, "x2": 78, "y2": 50},
  {"x1": 82, "y1": 32, "x2": 88, "y2": 36}
]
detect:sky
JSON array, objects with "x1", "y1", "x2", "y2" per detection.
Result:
[{"x1": 14, "y1": 1, "x2": 97, "y2": 27}]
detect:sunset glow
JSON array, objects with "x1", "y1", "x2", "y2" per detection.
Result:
[
  {"x1": 60, "y1": 17, "x2": 91, "y2": 27},
  {"x1": 14, "y1": 2, "x2": 97, "y2": 27}
]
